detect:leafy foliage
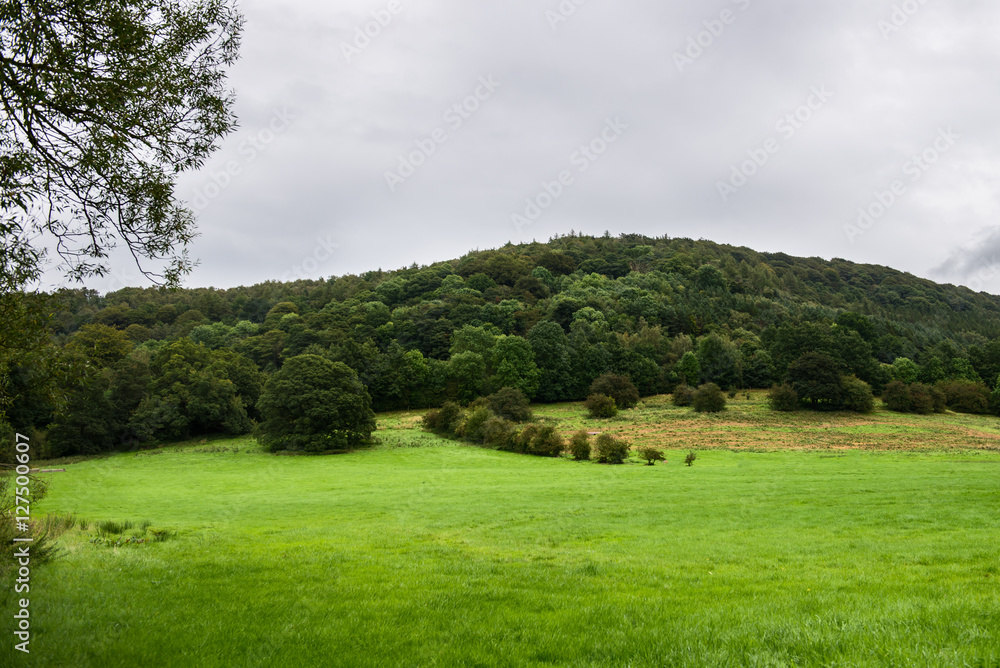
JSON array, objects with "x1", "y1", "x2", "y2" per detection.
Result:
[
  {"x1": 637, "y1": 445, "x2": 665, "y2": 465},
  {"x1": 590, "y1": 374, "x2": 639, "y2": 410},
  {"x1": 672, "y1": 385, "x2": 695, "y2": 407},
  {"x1": 486, "y1": 387, "x2": 533, "y2": 423},
  {"x1": 568, "y1": 431, "x2": 591, "y2": 460},
  {"x1": 584, "y1": 393, "x2": 618, "y2": 419},
  {"x1": 768, "y1": 384, "x2": 800, "y2": 412},
  {"x1": 255, "y1": 355, "x2": 376, "y2": 452},
  {"x1": 593, "y1": 433, "x2": 630, "y2": 464},
  {"x1": 692, "y1": 383, "x2": 726, "y2": 413}
]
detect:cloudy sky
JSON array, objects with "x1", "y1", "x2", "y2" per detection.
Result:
[{"x1": 86, "y1": 0, "x2": 1000, "y2": 293}]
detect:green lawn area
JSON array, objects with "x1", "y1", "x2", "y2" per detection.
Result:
[{"x1": 4, "y1": 397, "x2": 1000, "y2": 666}]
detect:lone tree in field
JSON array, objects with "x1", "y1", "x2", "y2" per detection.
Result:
[
  {"x1": 256, "y1": 355, "x2": 376, "y2": 452},
  {"x1": 786, "y1": 352, "x2": 843, "y2": 410}
]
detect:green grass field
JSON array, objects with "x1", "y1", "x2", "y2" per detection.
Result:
[{"x1": 4, "y1": 393, "x2": 1000, "y2": 666}]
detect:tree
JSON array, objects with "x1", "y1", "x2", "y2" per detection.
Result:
[
  {"x1": 589, "y1": 373, "x2": 639, "y2": 410},
  {"x1": 490, "y1": 336, "x2": 540, "y2": 399},
  {"x1": 256, "y1": 355, "x2": 376, "y2": 452},
  {"x1": 486, "y1": 387, "x2": 532, "y2": 423},
  {"x1": 675, "y1": 351, "x2": 701, "y2": 386},
  {"x1": 786, "y1": 352, "x2": 843, "y2": 410},
  {"x1": 891, "y1": 358, "x2": 920, "y2": 384},
  {"x1": 696, "y1": 333, "x2": 740, "y2": 389},
  {"x1": 0, "y1": 0, "x2": 243, "y2": 287},
  {"x1": 528, "y1": 320, "x2": 576, "y2": 402}
]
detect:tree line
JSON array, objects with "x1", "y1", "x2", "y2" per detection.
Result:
[{"x1": 3, "y1": 234, "x2": 1000, "y2": 458}]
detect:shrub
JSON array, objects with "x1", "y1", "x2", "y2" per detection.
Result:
[
  {"x1": 882, "y1": 380, "x2": 912, "y2": 413},
  {"x1": 487, "y1": 387, "x2": 533, "y2": 423},
  {"x1": 930, "y1": 386, "x2": 948, "y2": 413},
  {"x1": 841, "y1": 376, "x2": 874, "y2": 413},
  {"x1": 906, "y1": 383, "x2": 936, "y2": 415},
  {"x1": 684, "y1": 451, "x2": 697, "y2": 467},
  {"x1": 672, "y1": 384, "x2": 695, "y2": 407},
  {"x1": 480, "y1": 416, "x2": 517, "y2": 451},
  {"x1": 637, "y1": 445, "x2": 665, "y2": 466},
  {"x1": 527, "y1": 425, "x2": 564, "y2": 457},
  {"x1": 693, "y1": 383, "x2": 726, "y2": 413},
  {"x1": 937, "y1": 380, "x2": 990, "y2": 414},
  {"x1": 423, "y1": 401, "x2": 463, "y2": 436},
  {"x1": 457, "y1": 406, "x2": 492, "y2": 442},
  {"x1": 593, "y1": 433, "x2": 630, "y2": 464},
  {"x1": 589, "y1": 373, "x2": 640, "y2": 410},
  {"x1": 768, "y1": 384, "x2": 799, "y2": 412},
  {"x1": 513, "y1": 424, "x2": 539, "y2": 454},
  {"x1": 884, "y1": 382, "x2": 947, "y2": 415},
  {"x1": 568, "y1": 431, "x2": 591, "y2": 460},
  {"x1": 585, "y1": 393, "x2": 618, "y2": 418}
]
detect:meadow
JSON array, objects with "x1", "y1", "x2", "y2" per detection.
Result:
[{"x1": 3, "y1": 392, "x2": 1000, "y2": 667}]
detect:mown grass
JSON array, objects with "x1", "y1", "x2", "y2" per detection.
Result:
[{"x1": 3, "y1": 395, "x2": 999, "y2": 666}]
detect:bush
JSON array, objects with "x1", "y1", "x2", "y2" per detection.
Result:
[
  {"x1": 568, "y1": 431, "x2": 591, "y2": 460},
  {"x1": 585, "y1": 393, "x2": 618, "y2": 418},
  {"x1": 841, "y1": 376, "x2": 874, "y2": 413},
  {"x1": 907, "y1": 384, "x2": 936, "y2": 415},
  {"x1": 457, "y1": 406, "x2": 492, "y2": 442},
  {"x1": 589, "y1": 374, "x2": 640, "y2": 410},
  {"x1": 487, "y1": 387, "x2": 533, "y2": 423},
  {"x1": 593, "y1": 433, "x2": 630, "y2": 464},
  {"x1": 882, "y1": 380, "x2": 912, "y2": 413},
  {"x1": 937, "y1": 380, "x2": 990, "y2": 414},
  {"x1": 480, "y1": 416, "x2": 517, "y2": 451},
  {"x1": 768, "y1": 384, "x2": 799, "y2": 412},
  {"x1": 684, "y1": 451, "x2": 697, "y2": 467},
  {"x1": 637, "y1": 445, "x2": 665, "y2": 466},
  {"x1": 513, "y1": 423, "x2": 538, "y2": 454},
  {"x1": 692, "y1": 383, "x2": 726, "y2": 413},
  {"x1": 527, "y1": 425, "x2": 564, "y2": 457},
  {"x1": 884, "y1": 381, "x2": 947, "y2": 415},
  {"x1": 672, "y1": 384, "x2": 695, "y2": 407},
  {"x1": 423, "y1": 401, "x2": 463, "y2": 436}
]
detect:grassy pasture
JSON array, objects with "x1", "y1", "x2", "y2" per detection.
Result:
[{"x1": 3, "y1": 393, "x2": 1000, "y2": 666}]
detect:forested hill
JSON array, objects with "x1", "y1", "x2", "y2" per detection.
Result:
[{"x1": 8, "y1": 233, "x2": 1000, "y2": 457}]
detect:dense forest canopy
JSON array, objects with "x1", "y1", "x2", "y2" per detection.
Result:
[{"x1": 4, "y1": 233, "x2": 1000, "y2": 457}]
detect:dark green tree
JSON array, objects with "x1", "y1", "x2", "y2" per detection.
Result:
[
  {"x1": 256, "y1": 355, "x2": 376, "y2": 452},
  {"x1": 786, "y1": 352, "x2": 843, "y2": 410},
  {"x1": 589, "y1": 373, "x2": 639, "y2": 410}
]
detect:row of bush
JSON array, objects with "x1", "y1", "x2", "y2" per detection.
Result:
[{"x1": 423, "y1": 387, "x2": 642, "y2": 464}]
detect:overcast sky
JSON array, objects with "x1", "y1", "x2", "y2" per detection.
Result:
[{"x1": 78, "y1": 0, "x2": 1000, "y2": 294}]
